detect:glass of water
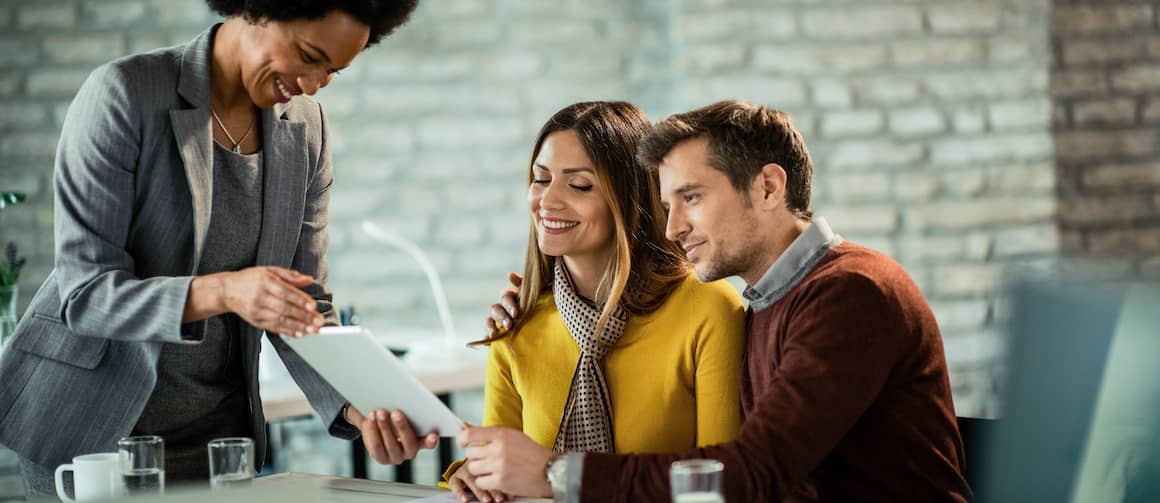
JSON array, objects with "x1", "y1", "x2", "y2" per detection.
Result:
[
  {"x1": 118, "y1": 435, "x2": 165, "y2": 495},
  {"x1": 670, "y1": 459, "x2": 725, "y2": 503},
  {"x1": 207, "y1": 437, "x2": 254, "y2": 489}
]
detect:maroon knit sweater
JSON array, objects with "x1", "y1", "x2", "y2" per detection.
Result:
[{"x1": 581, "y1": 243, "x2": 970, "y2": 502}]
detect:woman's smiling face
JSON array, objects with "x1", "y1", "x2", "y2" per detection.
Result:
[
  {"x1": 235, "y1": 9, "x2": 369, "y2": 108},
  {"x1": 528, "y1": 130, "x2": 615, "y2": 261}
]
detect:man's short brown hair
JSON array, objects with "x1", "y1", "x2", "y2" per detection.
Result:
[{"x1": 638, "y1": 99, "x2": 813, "y2": 218}]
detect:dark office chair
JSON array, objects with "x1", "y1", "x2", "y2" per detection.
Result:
[{"x1": 957, "y1": 416, "x2": 999, "y2": 498}]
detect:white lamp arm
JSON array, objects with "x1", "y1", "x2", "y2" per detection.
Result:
[{"x1": 360, "y1": 220, "x2": 457, "y2": 344}]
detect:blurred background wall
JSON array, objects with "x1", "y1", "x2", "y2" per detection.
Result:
[
  {"x1": 1, "y1": 0, "x2": 1159, "y2": 490},
  {"x1": 1052, "y1": 2, "x2": 1160, "y2": 272}
]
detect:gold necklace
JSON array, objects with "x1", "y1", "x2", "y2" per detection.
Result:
[{"x1": 210, "y1": 107, "x2": 255, "y2": 154}]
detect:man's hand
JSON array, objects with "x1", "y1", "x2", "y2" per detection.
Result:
[
  {"x1": 448, "y1": 462, "x2": 510, "y2": 503},
  {"x1": 458, "y1": 425, "x2": 552, "y2": 498},
  {"x1": 346, "y1": 405, "x2": 439, "y2": 465},
  {"x1": 483, "y1": 272, "x2": 522, "y2": 339}
]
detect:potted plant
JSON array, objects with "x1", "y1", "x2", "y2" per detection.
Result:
[{"x1": 0, "y1": 191, "x2": 28, "y2": 347}]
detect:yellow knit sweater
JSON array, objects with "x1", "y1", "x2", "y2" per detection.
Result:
[{"x1": 445, "y1": 273, "x2": 745, "y2": 481}]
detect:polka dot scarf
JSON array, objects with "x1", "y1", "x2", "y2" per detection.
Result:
[{"x1": 551, "y1": 260, "x2": 628, "y2": 454}]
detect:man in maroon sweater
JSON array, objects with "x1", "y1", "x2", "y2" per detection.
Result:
[{"x1": 459, "y1": 100, "x2": 970, "y2": 502}]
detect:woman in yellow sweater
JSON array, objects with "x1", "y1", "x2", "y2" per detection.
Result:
[{"x1": 447, "y1": 101, "x2": 745, "y2": 502}]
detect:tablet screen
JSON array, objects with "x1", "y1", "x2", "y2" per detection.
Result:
[{"x1": 282, "y1": 326, "x2": 465, "y2": 436}]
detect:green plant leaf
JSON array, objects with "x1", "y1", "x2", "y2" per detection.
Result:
[{"x1": 0, "y1": 192, "x2": 28, "y2": 209}]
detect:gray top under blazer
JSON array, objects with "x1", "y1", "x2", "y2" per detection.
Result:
[{"x1": 0, "y1": 25, "x2": 357, "y2": 470}]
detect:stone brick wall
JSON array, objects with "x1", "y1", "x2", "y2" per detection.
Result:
[
  {"x1": 1051, "y1": 0, "x2": 1160, "y2": 276},
  {"x1": 0, "y1": 1, "x2": 1155, "y2": 472},
  {"x1": 679, "y1": 0, "x2": 1056, "y2": 417}
]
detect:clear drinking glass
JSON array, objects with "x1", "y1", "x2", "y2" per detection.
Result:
[
  {"x1": 670, "y1": 459, "x2": 725, "y2": 503},
  {"x1": 117, "y1": 435, "x2": 165, "y2": 495},
  {"x1": 208, "y1": 437, "x2": 254, "y2": 489}
]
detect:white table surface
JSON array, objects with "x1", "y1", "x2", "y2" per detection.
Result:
[
  {"x1": 257, "y1": 472, "x2": 448, "y2": 502},
  {"x1": 120, "y1": 472, "x2": 443, "y2": 503},
  {"x1": 252, "y1": 472, "x2": 550, "y2": 503},
  {"x1": 120, "y1": 472, "x2": 551, "y2": 503}
]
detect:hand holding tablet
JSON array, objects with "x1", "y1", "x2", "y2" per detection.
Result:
[{"x1": 342, "y1": 403, "x2": 439, "y2": 465}]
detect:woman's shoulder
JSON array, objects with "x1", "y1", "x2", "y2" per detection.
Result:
[
  {"x1": 494, "y1": 291, "x2": 562, "y2": 349},
  {"x1": 96, "y1": 46, "x2": 182, "y2": 93},
  {"x1": 664, "y1": 273, "x2": 744, "y2": 314},
  {"x1": 635, "y1": 274, "x2": 744, "y2": 343},
  {"x1": 60, "y1": 48, "x2": 183, "y2": 133},
  {"x1": 520, "y1": 291, "x2": 561, "y2": 327}
]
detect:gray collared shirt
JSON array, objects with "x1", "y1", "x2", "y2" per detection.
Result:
[{"x1": 743, "y1": 217, "x2": 844, "y2": 312}]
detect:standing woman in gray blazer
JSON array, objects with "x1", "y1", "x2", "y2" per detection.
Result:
[{"x1": 0, "y1": 0, "x2": 436, "y2": 495}]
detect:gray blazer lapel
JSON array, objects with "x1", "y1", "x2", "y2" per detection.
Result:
[
  {"x1": 171, "y1": 27, "x2": 216, "y2": 272},
  {"x1": 257, "y1": 102, "x2": 306, "y2": 268},
  {"x1": 171, "y1": 110, "x2": 213, "y2": 271}
]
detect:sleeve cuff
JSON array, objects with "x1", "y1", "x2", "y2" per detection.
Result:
[
  {"x1": 178, "y1": 319, "x2": 207, "y2": 343},
  {"x1": 566, "y1": 452, "x2": 585, "y2": 503},
  {"x1": 327, "y1": 405, "x2": 361, "y2": 440},
  {"x1": 443, "y1": 459, "x2": 466, "y2": 482}
]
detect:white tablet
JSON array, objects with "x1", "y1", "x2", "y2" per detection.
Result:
[{"x1": 281, "y1": 326, "x2": 464, "y2": 437}]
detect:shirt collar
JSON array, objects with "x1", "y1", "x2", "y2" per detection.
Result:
[{"x1": 742, "y1": 217, "x2": 843, "y2": 312}]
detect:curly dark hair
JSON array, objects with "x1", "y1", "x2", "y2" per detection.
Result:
[{"x1": 205, "y1": 0, "x2": 419, "y2": 48}]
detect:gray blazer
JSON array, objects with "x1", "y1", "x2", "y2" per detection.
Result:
[{"x1": 0, "y1": 26, "x2": 356, "y2": 469}]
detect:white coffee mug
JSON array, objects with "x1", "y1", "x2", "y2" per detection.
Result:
[{"x1": 54, "y1": 453, "x2": 124, "y2": 502}]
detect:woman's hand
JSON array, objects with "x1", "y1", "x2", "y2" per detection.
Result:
[
  {"x1": 192, "y1": 266, "x2": 326, "y2": 337},
  {"x1": 345, "y1": 404, "x2": 440, "y2": 465},
  {"x1": 483, "y1": 272, "x2": 523, "y2": 339},
  {"x1": 458, "y1": 425, "x2": 553, "y2": 498},
  {"x1": 449, "y1": 462, "x2": 510, "y2": 503}
]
